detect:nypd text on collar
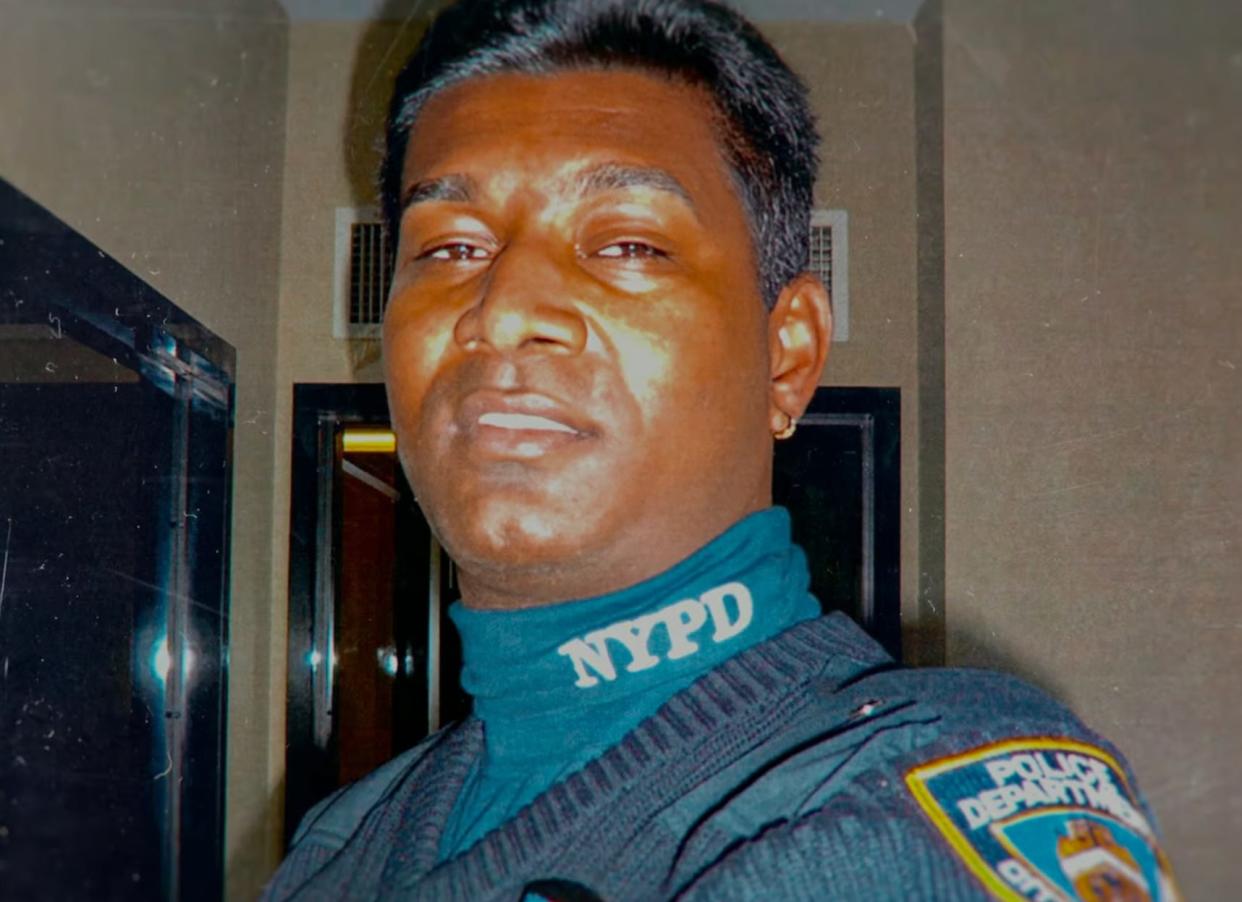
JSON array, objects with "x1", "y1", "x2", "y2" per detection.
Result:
[{"x1": 556, "y1": 581, "x2": 754, "y2": 688}]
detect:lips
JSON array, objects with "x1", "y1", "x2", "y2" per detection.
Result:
[
  {"x1": 456, "y1": 389, "x2": 596, "y2": 459},
  {"x1": 477, "y1": 411, "x2": 578, "y2": 434}
]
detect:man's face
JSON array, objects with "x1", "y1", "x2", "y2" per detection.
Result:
[{"x1": 383, "y1": 69, "x2": 776, "y2": 608}]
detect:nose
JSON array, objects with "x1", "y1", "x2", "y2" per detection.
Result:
[{"x1": 452, "y1": 240, "x2": 588, "y2": 355}]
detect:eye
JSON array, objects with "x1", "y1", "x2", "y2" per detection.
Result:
[
  {"x1": 419, "y1": 242, "x2": 491, "y2": 262},
  {"x1": 595, "y1": 241, "x2": 669, "y2": 260}
]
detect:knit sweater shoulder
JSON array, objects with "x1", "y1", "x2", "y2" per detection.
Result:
[{"x1": 263, "y1": 613, "x2": 1157, "y2": 901}]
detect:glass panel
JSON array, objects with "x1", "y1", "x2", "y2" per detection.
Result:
[
  {"x1": 0, "y1": 179, "x2": 233, "y2": 901},
  {"x1": 1, "y1": 376, "x2": 171, "y2": 900}
]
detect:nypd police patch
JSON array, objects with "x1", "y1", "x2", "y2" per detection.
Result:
[{"x1": 905, "y1": 737, "x2": 1180, "y2": 901}]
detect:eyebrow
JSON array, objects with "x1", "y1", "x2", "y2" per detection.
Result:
[
  {"x1": 400, "y1": 173, "x2": 476, "y2": 212},
  {"x1": 398, "y1": 163, "x2": 697, "y2": 215},
  {"x1": 573, "y1": 163, "x2": 696, "y2": 212}
]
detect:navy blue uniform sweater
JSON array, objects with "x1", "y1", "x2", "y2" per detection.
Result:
[{"x1": 265, "y1": 512, "x2": 1177, "y2": 901}]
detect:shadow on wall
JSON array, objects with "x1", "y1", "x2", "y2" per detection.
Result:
[
  {"x1": 947, "y1": 620, "x2": 1071, "y2": 707},
  {"x1": 335, "y1": 1, "x2": 447, "y2": 375},
  {"x1": 342, "y1": 0, "x2": 450, "y2": 207}
]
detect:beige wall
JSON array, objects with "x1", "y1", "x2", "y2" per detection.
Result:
[
  {"x1": 0, "y1": 1, "x2": 290, "y2": 897},
  {"x1": 942, "y1": 0, "x2": 1242, "y2": 894}
]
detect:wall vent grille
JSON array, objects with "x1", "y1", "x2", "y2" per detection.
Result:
[
  {"x1": 333, "y1": 208, "x2": 392, "y2": 339},
  {"x1": 810, "y1": 209, "x2": 849, "y2": 342},
  {"x1": 809, "y1": 221, "x2": 833, "y2": 284},
  {"x1": 349, "y1": 222, "x2": 391, "y2": 327}
]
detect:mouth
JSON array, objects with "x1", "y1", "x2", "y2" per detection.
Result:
[
  {"x1": 476, "y1": 411, "x2": 580, "y2": 435},
  {"x1": 458, "y1": 391, "x2": 596, "y2": 460}
]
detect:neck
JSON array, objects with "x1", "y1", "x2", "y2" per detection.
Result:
[
  {"x1": 455, "y1": 495, "x2": 772, "y2": 611},
  {"x1": 447, "y1": 506, "x2": 820, "y2": 768}
]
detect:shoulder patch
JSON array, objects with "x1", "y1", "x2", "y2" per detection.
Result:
[{"x1": 905, "y1": 737, "x2": 1179, "y2": 901}]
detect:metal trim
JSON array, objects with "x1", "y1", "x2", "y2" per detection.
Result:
[{"x1": 311, "y1": 417, "x2": 338, "y2": 749}]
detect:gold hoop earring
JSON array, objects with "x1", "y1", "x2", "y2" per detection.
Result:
[{"x1": 774, "y1": 414, "x2": 797, "y2": 441}]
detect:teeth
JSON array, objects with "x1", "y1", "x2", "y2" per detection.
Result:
[{"x1": 478, "y1": 411, "x2": 577, "y2": 433}]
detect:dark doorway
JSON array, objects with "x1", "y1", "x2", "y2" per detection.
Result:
[
  {"x1": 284, "y1": 382, "x2": 899, "y2": 844},
  {"x1": 773, "y1": 388, "x2": 901, "y2": 656},
  {"x1": 284, "y1": 386, "x2": 470, "y2": 846}
]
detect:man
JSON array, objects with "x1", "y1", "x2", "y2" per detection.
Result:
[{"x1": 266, "y1": 1, "x2": 1179, "y2": 899}]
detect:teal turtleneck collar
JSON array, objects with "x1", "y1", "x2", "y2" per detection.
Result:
[{"x1": 439, "y1": 506, "x2": 821, "y2": 859}]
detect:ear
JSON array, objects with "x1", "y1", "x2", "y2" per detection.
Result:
[{"x1": 767, "y1": 272, "x2": 832, "y2": 434}]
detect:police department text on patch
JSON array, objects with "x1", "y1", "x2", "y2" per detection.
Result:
[
  {"x1": 956, "y1": 748, "x2": 1145, "y2": 834},
  {"x1": 906, "y1": 738, "x2": 1179, "y2": 902}
]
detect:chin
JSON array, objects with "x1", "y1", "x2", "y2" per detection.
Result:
[{"x1": 434, "y1": 496, "x2": 598, "y2": 574}]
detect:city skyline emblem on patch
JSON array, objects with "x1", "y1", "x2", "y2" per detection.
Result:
[{"x1": 906, "y1": 738, "x2": 1180, "y2": 901}]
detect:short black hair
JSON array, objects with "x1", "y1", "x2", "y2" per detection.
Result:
[{"x1": 381, "y1": 0, "x2": 819, "y2": 308}]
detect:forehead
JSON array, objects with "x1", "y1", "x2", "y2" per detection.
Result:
[{"x1": 400, "y1": 68, "x2": 736, "y2": 204}]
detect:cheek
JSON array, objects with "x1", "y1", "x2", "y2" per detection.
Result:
[
  {"x1": 610, "y1": 301, "x2": 760, "y2": 432},
  {"x1": 606, "y1": 324, "x2": 678, "y2": 418},
  {"x1": 382, "y1": 310, "x2": 455, "y2": 435}
]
